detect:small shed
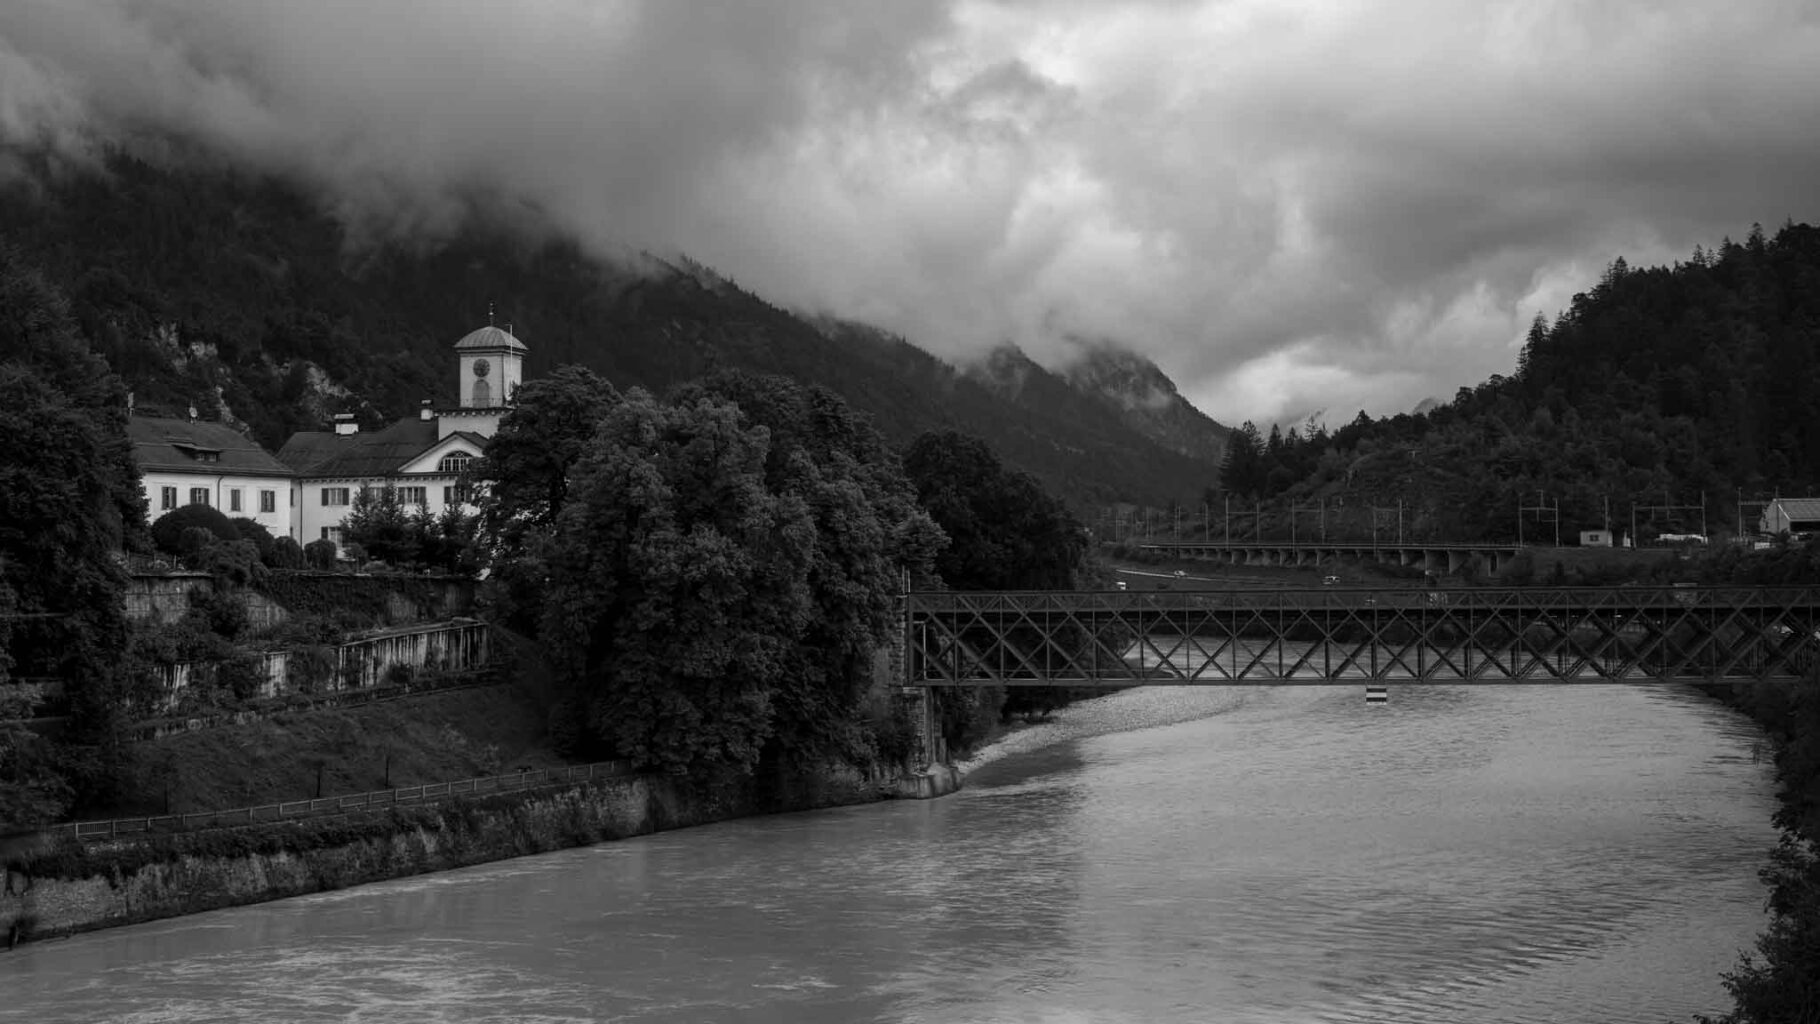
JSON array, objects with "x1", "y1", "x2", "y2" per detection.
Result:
[
  {"x1": 1761, "y1": 498, "x2": 1820, "y2": 537},
  {"x1": 1579, "y1": 529, "x2": 1614, "y2": 548}
]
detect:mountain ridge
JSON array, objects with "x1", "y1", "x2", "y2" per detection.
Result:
[{"x1": 0, "y1": 146, "x2": 1216, "y2": 507}]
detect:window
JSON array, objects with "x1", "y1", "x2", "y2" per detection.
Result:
[
  {"x1": 160, "y1": 486, "x2": 177, "y2": 510},
  {"x1": 321, "y1": 487, "x2": 350, "y2": 506},
  {"x1": 320, "y1": 527, "x2": 343, "y2": 543},
  {"x1": 229, "y1": 489, "x2": 242, "y2": 513},
  {"x1": 438, "y1": 451, "x2": 473, "y2": 475},
  {"x1": 260, "y1": 490, "x2": 276, "y2": 514},
  {"x1": 443, "y1": 485, "x2": 472, "y2": 505},
  {"x1": 189, "y1": 487, "x2": 210, "y2": 506},
  {"x1": 471, "y1": 379, "x2": 491, "y2": 407},
  {"x1": 398, "y1": 486, "x2": 427, "y2": 505}
]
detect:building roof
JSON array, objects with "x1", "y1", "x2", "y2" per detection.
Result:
[
  {"x1": 279, "y1": 418, "x2": 439, "y2": 479},
  {"x1": 274, "y1": 431, "x2": 345, "y2": 476},
  {"x1": 453, "y1": 325, "x2": 528, "y2": 352},
  {"x1": 1769, "y1": 498, "x2": 1820, "y2": 523},
  {"x1": 278, "y1": 419, "x2": 488, "y2": 480},
  {"x1": 128, "y1": 416, "x2": 294, "y2": 478}
]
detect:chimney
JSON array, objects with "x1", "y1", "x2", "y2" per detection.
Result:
[
  {"x1": 333, "y1": 412, "x2": 359, "y2": 437},
  {"x1": 420, "y1": 399, "x2": 434, "y2": 422}
]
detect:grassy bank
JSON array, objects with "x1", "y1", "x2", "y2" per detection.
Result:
[{"x1": 89, "y1": 685, "x2": 567, "y2": 819}]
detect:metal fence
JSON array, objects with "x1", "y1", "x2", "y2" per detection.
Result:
[
  {"x1": 48, "y1": 760, "x2": 637, "y2": 840},
  {"x1": 124, "y1": 669, "x2": 501, "y2": 742}
]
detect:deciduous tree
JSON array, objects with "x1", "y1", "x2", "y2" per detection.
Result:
[{"x1": 533, "y1": 381, "x2": 941, "y2": 780}]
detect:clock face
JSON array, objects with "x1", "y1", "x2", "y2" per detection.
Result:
[{"x1": 473, "y1": 358, "x2": 491, "y2": 378}]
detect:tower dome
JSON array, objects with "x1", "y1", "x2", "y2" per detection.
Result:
[{"x1": 454, "y1": 325, "x2": 528, "y2": 352}]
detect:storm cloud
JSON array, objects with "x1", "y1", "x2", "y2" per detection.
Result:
[{"x1": 3, "y1": 0, "x2": 1819, "y2": 426}]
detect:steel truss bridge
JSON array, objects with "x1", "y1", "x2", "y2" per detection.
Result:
[{"x1": 902, "y1": 585, "x2": 1820, "y2": 687}]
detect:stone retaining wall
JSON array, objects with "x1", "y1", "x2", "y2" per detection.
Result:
[{"x1": 1, "y1": 762, "x2": 953, "y2": 948}]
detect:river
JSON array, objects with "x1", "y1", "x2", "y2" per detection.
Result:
[{"x1": 3, "y1": 683, "x2": 1778, "y2": 1023}]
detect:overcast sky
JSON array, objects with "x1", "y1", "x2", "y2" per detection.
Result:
[{"x1": 3, "y1": 0, "x2": 1819, "y2": 427}]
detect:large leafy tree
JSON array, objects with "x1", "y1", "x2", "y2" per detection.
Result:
[
  {"x1": 902, "y1": 431, "x2": 1089, "y2": 738},
  {"x1": 527, "y1": 379, "x2": 939, "y2": 780},
  {"x1": 903, "y1": 431, "x2": 1086, "y2": 591},
  {"x1": 475, "y1": 365, "x2": 621, "y2": 636},
  {"x1": 0, "y1": 244, "x2": 146, "y2": 821},
  {"x1": 669, "y1": 371, "x2": 943, "y2": 768},
  {"x1": 477, "y1": 364, "x2": 622, "y2": 547}
]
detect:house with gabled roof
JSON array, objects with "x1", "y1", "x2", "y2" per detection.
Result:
[
  {"x1": 129, "y1": 415, "x2": 298, "y2": 539},
  {"x1": 1761, "y1": 498, "x2": 1820, "y2": 538},
  {"x1": 278, "y1": 323, "x2": 526, "y2": 547}
]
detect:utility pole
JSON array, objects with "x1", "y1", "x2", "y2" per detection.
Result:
[
  {"x1": 1519, "y1": 490, "x2": 1558, "y2": 547},
  {"x1": 1224, "y1": 496, "x2": 1230, "y2": 543},
  {"x1": 1370, "y1": 503, "x2": 1401, "y2": 549}
]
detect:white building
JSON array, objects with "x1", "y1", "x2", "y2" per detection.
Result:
[
  {"x1": 129, "y1": 415, "x2": 298, "y2": 539},
  {"x1": 278, "y1": 324, "x2": 527, "y2": 546}
]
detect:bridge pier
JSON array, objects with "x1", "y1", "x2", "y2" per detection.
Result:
[{"x1": 887, "y1": 686, "x2": 959, "y2": 798}]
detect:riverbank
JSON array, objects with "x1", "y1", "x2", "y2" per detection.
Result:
[{"x1": 2, "y1": 762, "x2": 899, "y2": 948}]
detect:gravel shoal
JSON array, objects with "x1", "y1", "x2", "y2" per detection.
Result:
[{"x1": 955, "y1": 686, "x2": 1257, "y2": 777}]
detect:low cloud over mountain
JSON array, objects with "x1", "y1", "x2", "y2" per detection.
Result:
[{"x1": 4, "y1": 0, "x2": 1819, "y2": 426}]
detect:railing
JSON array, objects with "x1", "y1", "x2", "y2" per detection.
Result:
[
  {"x1": 48, "y1": 760, "x2": 637, "y2": 840},
  {"x1": 1137, "y1": 540, "x2": 1522, "y2": 550},
  {"x1": 125, "y1": 668, "x2": 501, "y2": 742}
]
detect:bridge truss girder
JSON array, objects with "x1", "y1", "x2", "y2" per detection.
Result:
[{"x1": 905, "y1": 587, "x2": 1820, "y2": 686}]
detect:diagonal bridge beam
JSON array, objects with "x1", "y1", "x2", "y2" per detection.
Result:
[{"x1": 904, "y1": 585, "x2": 1820, "y2": 687}]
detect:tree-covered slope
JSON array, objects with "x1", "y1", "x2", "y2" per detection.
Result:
[
  {"x1": 1217, "y1": 222, "x2": 1820, "y2": 542},
  {"x1": 0, "y1": 149, "x2": 1214, "y2": 507}
]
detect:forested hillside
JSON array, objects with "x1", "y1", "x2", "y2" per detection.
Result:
[
  {"x1": 1218, "y1": 221, "x2": 1820, "y2": 542},
  {"x1": 0, "y1": 149, "x2": 1214, "y2": 507}
]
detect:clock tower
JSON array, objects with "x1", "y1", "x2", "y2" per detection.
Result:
[{"x1": 442, "y1": 322, "x2": 529, "y2": 439}]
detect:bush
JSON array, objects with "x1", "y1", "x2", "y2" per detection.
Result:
[
  {"x1": 177, "y1": 526, "x2": 217, "y2": 560},
  {"x1": 869, "y1": 696, "x2": 919, "y2": 768},
  {"x1": 215, "y1": 655, "x2": 267, "y2": 702},
  {"x1": 187, "y1": 538, "x2": 265, "y2": 587},
  {"x1": 304, "y1": 539, "x2": 337, "y2": 569},
  {"x1": 230, "y1": 518, "x2": 276, "y2": 561},
  {"x1": 287, "y1": 644, "x2": 337, "y2": 694},
  {"x1": 185, "y1": 583, "x2": 249, "y2": 640},
  {"x1": 268, "y1": 536, "x2": 304, "y2": 570},
  {"x1": 150, "y1": 504, "x2": 239, "y2": 553}
]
